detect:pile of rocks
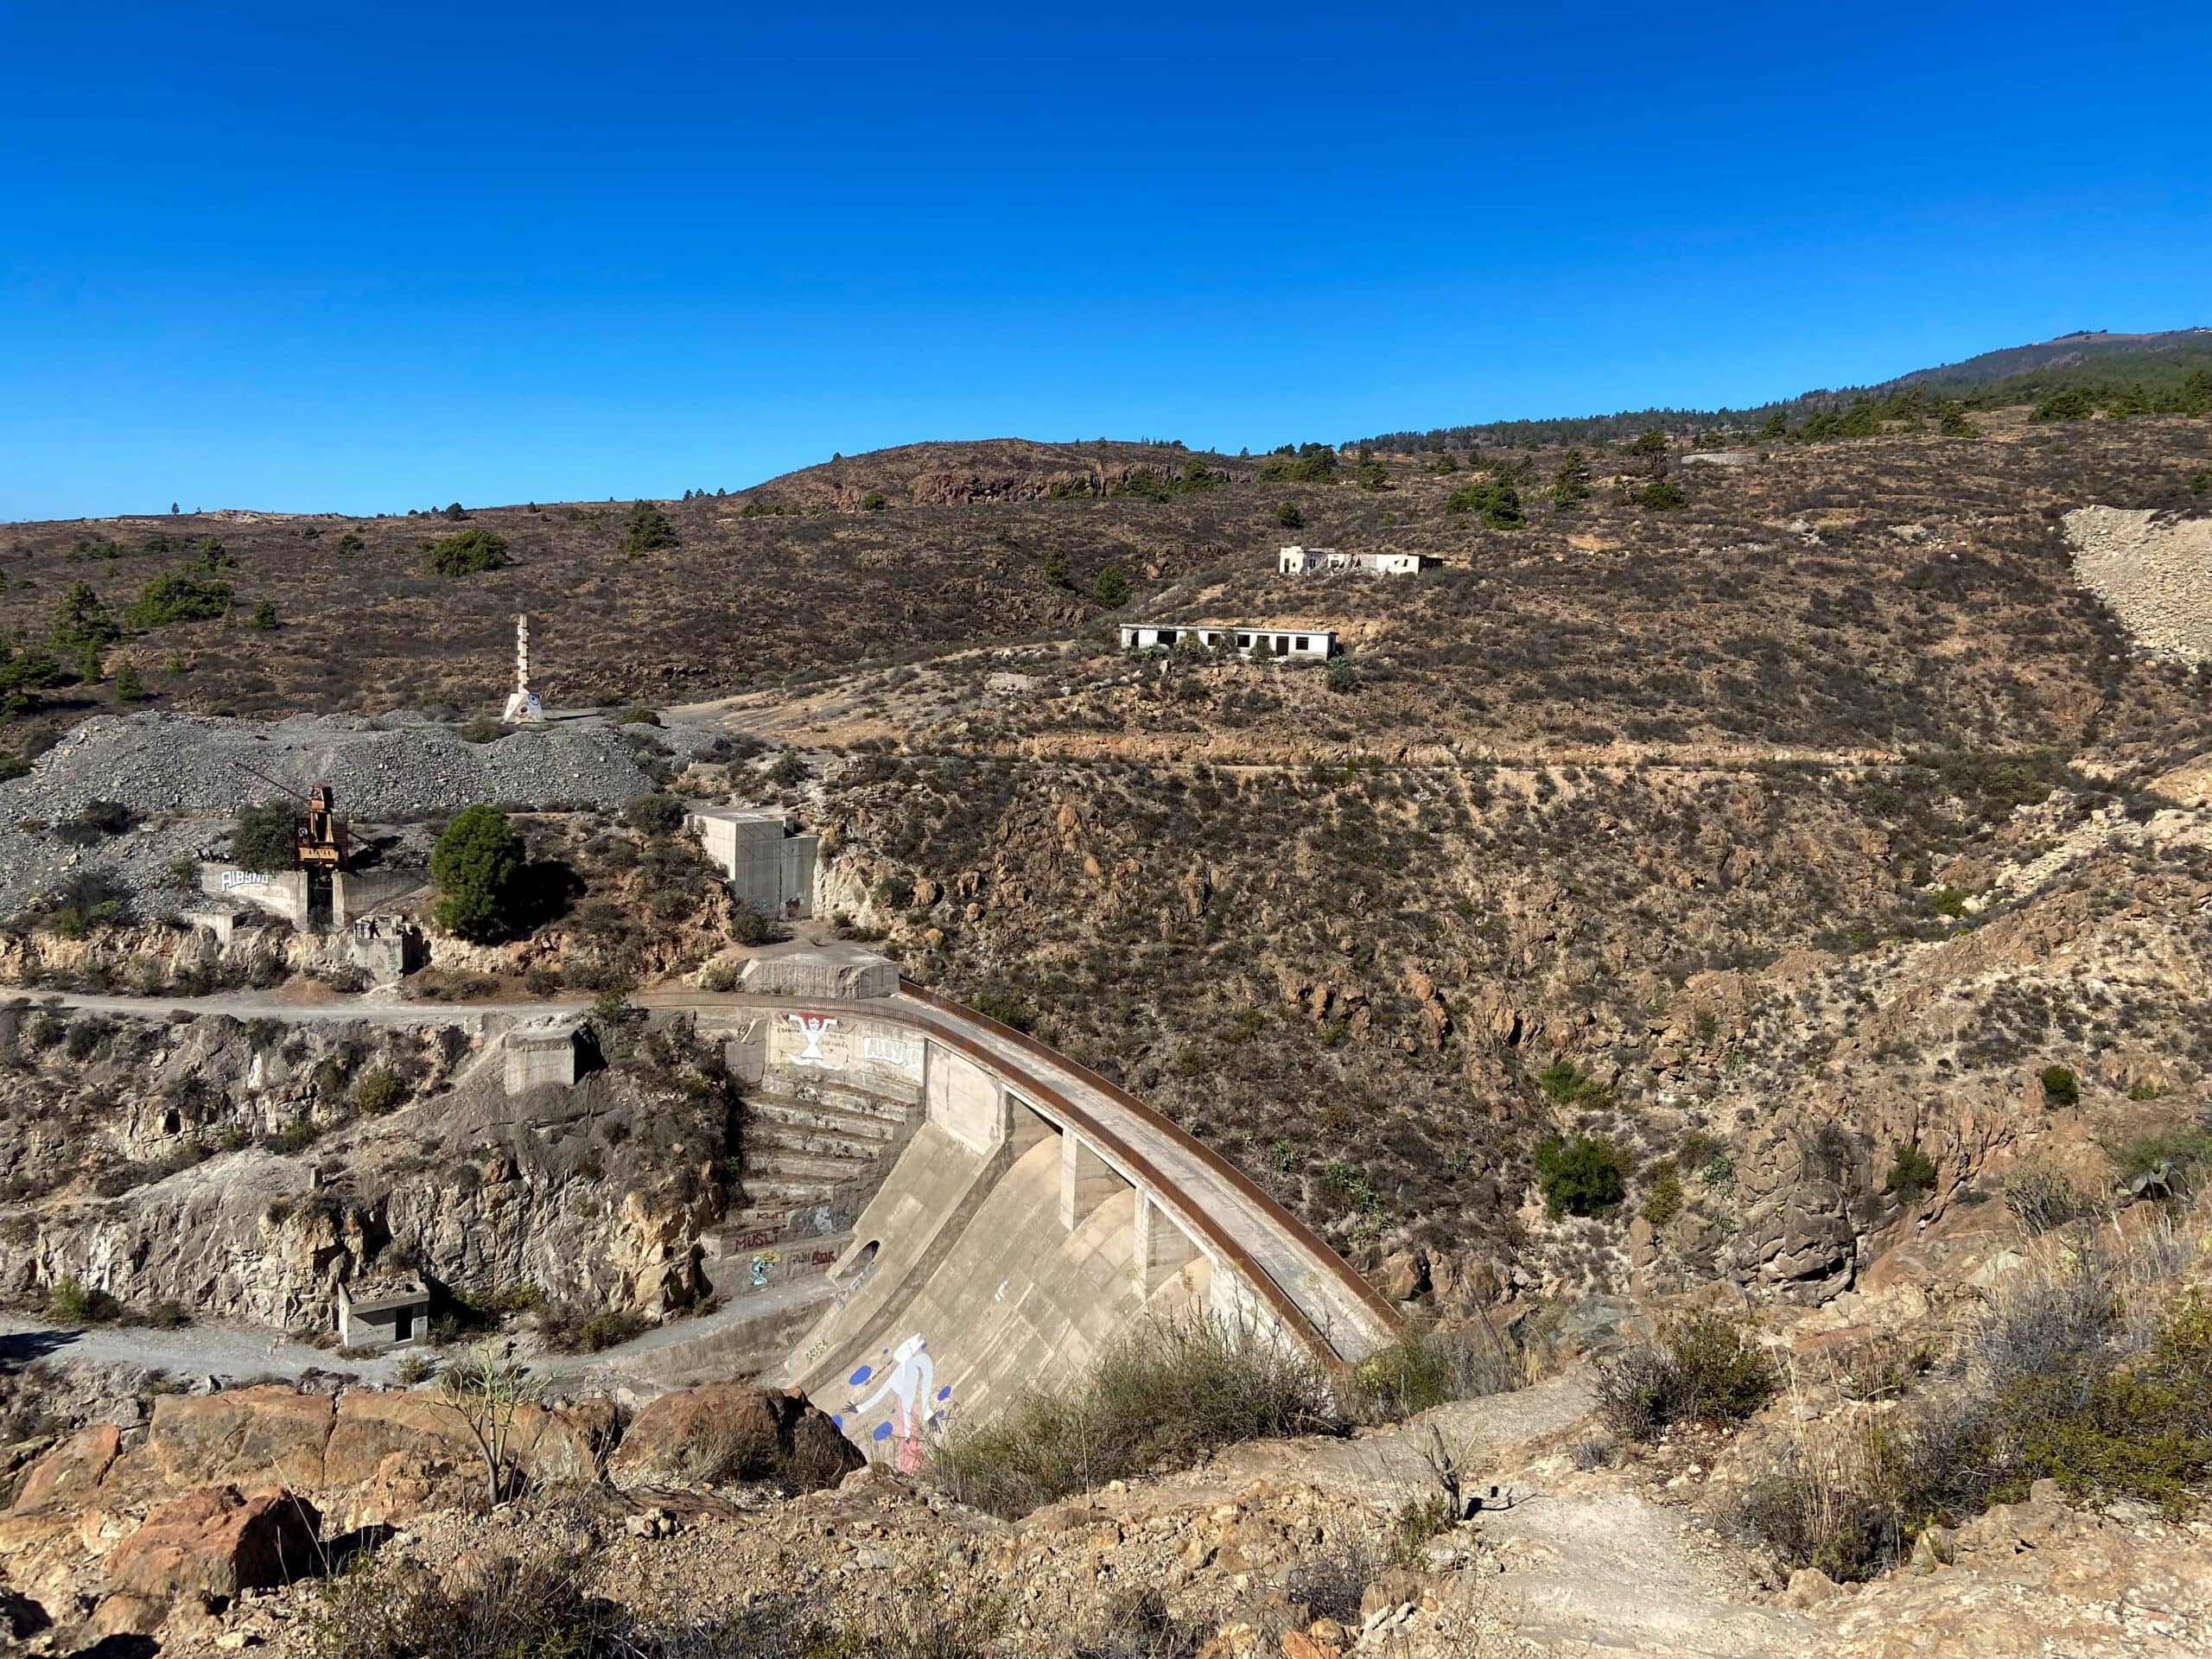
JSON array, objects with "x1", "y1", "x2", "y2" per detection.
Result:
[
  {"x1": 0, "y1": 709, "x2": 661, "y2": 919},
  {"x1": 2063, "y1": 505, "x2": 2212, "y2": 664},
  {"x1": 3, "y1": 709, "x2": 658, "y2": 823}
]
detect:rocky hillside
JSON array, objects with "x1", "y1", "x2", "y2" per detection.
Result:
[{"x1": 0, "y1": 1007, "x2": 735, "y2": 1332}]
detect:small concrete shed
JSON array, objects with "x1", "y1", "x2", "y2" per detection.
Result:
[{"x1": 337, "y1": 1275, "x2": 430, "y2": 1351}]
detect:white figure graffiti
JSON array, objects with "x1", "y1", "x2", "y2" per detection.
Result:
[
  {"x1": 785, "y1": 1013, "x2": 841, "y2": 1067},
  {"x1": 847, "y1": 1334, "x2": 946, "y2": 1474}
]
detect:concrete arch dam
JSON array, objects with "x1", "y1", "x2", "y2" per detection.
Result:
[{"x1": 653, "y1": 984, "x2": 1402, "y2": 1466}]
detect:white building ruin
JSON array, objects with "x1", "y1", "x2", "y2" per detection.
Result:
[
  {"x1": 1117, "y1": 623, "x2": 1336, "y2": 660},
  {"x1": 1277, "y1": 545, "x2": 1430, "y2": 576}
]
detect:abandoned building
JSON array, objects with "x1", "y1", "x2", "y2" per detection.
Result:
[
  {"x1": 1117, "y1": 623, "x2": 1337, "y2": 660},
  {"x1": 503, "y1": 1014, "x2": 600, "y2": 1095},
  {"x1": 688, "y1": 806, "x2": 820, "y2": 918},
  {"x1": 336, "y1": 1275, "x2": 430, "y2": 1351},
  {"x1": 1278, "y1": 545, "x2": 1429, "y2": 576},
  {"x1": 347, "y1": 915, "x2": 426, "y2": 982}
]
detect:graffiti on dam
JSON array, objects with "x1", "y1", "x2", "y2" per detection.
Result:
[{"x1": 835, "y1": 1332, "x2": 951, "y2": 1473}]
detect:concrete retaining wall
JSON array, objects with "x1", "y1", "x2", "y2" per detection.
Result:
[
  {"x1": 197, "y1": 864, "x2": 309, "y2": 927},
  {"x1": 333, "y1": 868, "x2": 425, "y2": 925},
  {"x1": 925, "y1": 1043, "x2": 1005, "y2": 1155}
]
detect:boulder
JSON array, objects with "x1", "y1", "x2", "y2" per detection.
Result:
[
  {"x1": 101, "y1": 1386, "x2": 335, "y2": 1505},
  {"x1": 608, "y1": 1383, "x2": 859, "y2": 1493},
  {"x1": 9, "y1": 1421, "x2": 120, "y2": 1512},
  {"x1": 105, "y1": 1484, "x2": 321, "y2": 1607}
]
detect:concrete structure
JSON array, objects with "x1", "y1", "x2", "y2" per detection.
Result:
[
  {"x1": 502, "y1": 613, "x2": 546, "y2": 723},
  {"x1": 1117, "y1": 623, "x2": 1336, "y2": 660},
  {"x1": 688, "y1": 807, "x2": 819, "y2": 919},
  {"x1": 194, "y1": 863, "x2": 423, "y2": 933},
  {"x1": 739, "y1": 940, "x2": 898, "y2": 1001},
  {"x1": 348, "y1": 916, "x2": 425, "y2": 982},
  {"x1": 336, "y1": 1275, "x2": 429, "y2": 1351},
  {"x1": 332, "y1": 868, "x2": 427, "y2": 928},
  {"x1": 197, "y1": 864, "x2": 311, "y2": 927},
  {"x1": 650, "y1": 987, "x2": 1400, "y2": 1466},
  {"x1": 1279, "y1": 545, "x2": 1429, "y2": 576},
  {"x1": 503, "y1": 1014, "x2": 597, "y2": 1095}
]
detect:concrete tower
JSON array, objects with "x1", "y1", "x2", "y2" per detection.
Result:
[{"x1": 502, "y1": 613, "x2": 545, "y2": 723}]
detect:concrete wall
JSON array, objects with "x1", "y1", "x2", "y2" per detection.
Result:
[
  {"x1": 779, "y1": 1121, "x2": 1007, "y2": 1394},
  {"x1": 762, "y1": 1010, "x2": 928, "y2": 1100},
  {"x1": 197, "y1": 864, "x2": 310, "y2": 927},
  {"x1": 925, "y1": 1043, "x2": 1005, "y2": 1155},
  {"x1": 802, "y1": 1135, "x2": 1210, "y2": 1465},
  {"x1": 332, "y1": 868, "x2": 425, "y2": 926}
]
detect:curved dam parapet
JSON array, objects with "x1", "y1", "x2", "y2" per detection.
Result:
[{"x1": 649, "y1": 982, "x2": 1400, "y2": 1465}]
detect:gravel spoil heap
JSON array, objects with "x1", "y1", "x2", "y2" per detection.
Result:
[
  {"x1": 0, "y1": 710, "x2": 659, "y2": 920},
  {"x1": 3, "y1": 710, "x2": 657, "y2": 822},
  {"x1": 2063, "y1": 505, "x2": 2212, "y2": 664}
]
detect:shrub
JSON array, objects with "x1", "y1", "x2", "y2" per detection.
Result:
[
  {"x1": 621, "y1": 500, "x2": 677, "y2": 556},
  {"x1": 231, "y1": 803, "x2": 299, "y2": 873},
  {"x1": 305, "y1": 1551, "x2": 637, "y2": 1659},
  {"x1": 1533, "y1": 1135, "x2": 1629, "y2": 1218},
  {"x1": 0, "y1": 645, "x2": 63, "y2": 715},
  {"x1": 2031, "y1": 387, "x2": 2097, "y2": 422},
  {"x1": 354, "y1": 1068, "x2": 404, "y2": 1116},
  {"x1": 425, "y1": 528, "x2": 512, "y2": 577},
  {"x1": 539, "y1": 1305, "x2": 647, "y2": 1353},
  {"x1": 2040, "y1": 1065, "x2": 2080, "y2": 1108},
  {"x1": 1595, "y1": 1313, "x2": 1777, "y2": 1442},
  {"x1": 728, "y1": 904, "x2": 785, "y2": 947},
  {"x1": 49, "y1": 582, "x2": 120, "y2": 653},
  {"x1": 457, "y1": 715, "x2": 508, "y2": 744},
  {"x1": 1255, "y1": 442, "x2": 1338, "y2": 484},
  {"x1": 766, "y1": 752, "x2": 808, "y2": 787},
  {"x1": 1325, "y1": 656, "x2": 1359, "y2": 695},
  {"x1": 1641, "y1": 1165, "x2": 1685, "y2": 1227},
  {"x1": 2002, "y1": 1161, "x2": 2099, "y2": 1235},
  {"x1": 54, "y1": 798, "x2": 130, "y2": 845},
  {"x1": 126, "y1": 571, "x2": 232, "y2": 628},
  {"x1": 1092, "y1": 564, "x2": 1131, "y2": 608},
  {"x1": 1535, "y1": 1058, "x2": 1608, "y2": 1108},
  {"x1": 47, "y1": 1276, "x2": 124, "y2": 1325},
  {"x1": 248, "y1": 597, "x2": 279, "y2": 630},
  {"x1": 112, "y1": 660, "x2": 146, "y2": 702},
  {"x1": 1550, "y1": 448, "x2": 1593, "y2": 509},
  {"x1": 624, "y1": 792, "x2": 686, "y2": 836},
  {"x1": 31, "y1": 871, "x2": 130, "y2": 935},
  {"x1": 860, "y1": 490, "x2": 888, "y2": 511},
  {"x1": 931, "y1": 1317, "x2": 1335, "y2": 1517},
  {"x1": 1276, "y1": 501, "x2": 1302, "y2": 529},
  {"x1": 1335, "y1": 1324, "x2": 1513, "y2": 1423},
  {"x1": 970, "y1": 988, "x2": 1039, "y2": 1033},
  {"x1": 431, "y1": 804, "x2": 526, "y2": 940},
  {"x1": 2109, "y1": 1123, "x2": 2212, "y2": 1191},
  {"x1": 1444, "y1": 479, "x2": 1522, "y2": 528},
  {"x1": 1885, "y1": 1142, "x2": 1938, "y2": 1201}
]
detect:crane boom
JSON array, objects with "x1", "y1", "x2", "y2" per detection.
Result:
[{"x1": 230, "y1": 760, "x2": 314, "y2": 805}]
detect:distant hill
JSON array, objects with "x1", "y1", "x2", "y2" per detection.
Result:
[
  {"x1": 741, "y1": 438, "x2": 1253, "y2": 508},
  {"x1": 1883, "y1": 328, "x2": 2212, "y2": 391},
  {"x1": 1358, "y1": 327, "x2": 2212, "y2": 452}
]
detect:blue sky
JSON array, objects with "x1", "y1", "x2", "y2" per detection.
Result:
[{"x1": 3, "y1": 1, "x2": 2207, "y2": 518}]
